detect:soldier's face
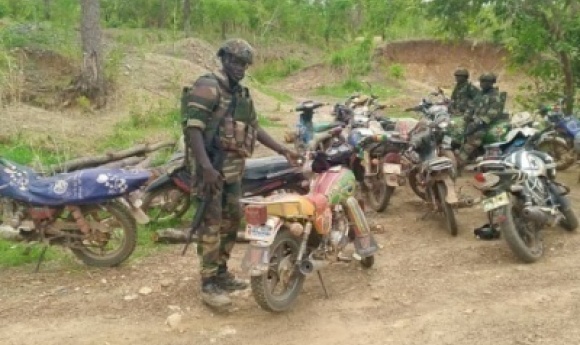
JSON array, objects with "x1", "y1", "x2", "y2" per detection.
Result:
[
  {"x1": 480, "y1": 80, "x2": 493, "y2": 91},
  {"x1": 223, "y1": 55, "x2": 249, "y2": 82},
  {"x1": 455, "y1": 75, "x2": 467, "y2": 83}
]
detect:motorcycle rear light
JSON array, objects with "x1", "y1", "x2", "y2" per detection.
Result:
[
  {"x1": 245, "y1": 205, "x2": 268, "y2": 226},
  {"x1": 474, "y1": 173, "x2": 486, "y2": 183},
  {"x1": 371, "y1": 158, "x2": 379, "y2": 165}
]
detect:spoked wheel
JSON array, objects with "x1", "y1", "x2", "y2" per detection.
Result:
[
  {"x1": 408, "y1": 167, "x2": 427, "y2": 201},
  {"x1": 500, "y1": 205, "x2": 544, "y2": 263},
  {"x1": 141, "y1": 186, "x2": 191, "y2": 222},
  {"x1": 70, "y1": 201, "x2": 137, "y2": 267},
  {"x1": 366, "y1": 174, "x2": 394, "y2": 212},
  {"x1": 250, "y1": 230, "x2": 305, "y2": 312},
  {"x1": 436, "y1": 182, "x2": 458, "y2": 236},
  {"x1": 537, "y1": 139, "x2": 575, "y2": 171}
]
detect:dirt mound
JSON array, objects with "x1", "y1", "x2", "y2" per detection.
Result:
[
  {"x1": 377, "y1": 39, "x2": 526, "y2": 100},
  {"x1": 1, "y1": 47, "x2": 76, "y2": 109},
  {"x1": 153, "y1": 38, "x2": 221, "y2": 72}
]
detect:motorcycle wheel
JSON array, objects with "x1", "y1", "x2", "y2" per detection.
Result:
[
  {"x1": 360, "y1": 255, "x2": 374, "y2": 268},
  {"x1": 250, "y1": 230, "x2": 306, "y2": 312},
  {"x1": 141, "y1": 186, "x2": 191, "y2": 222},
  {"x1": 408, "y1": 168, "x2": 427, "y2": 201},
  {"x1": 560, "y1": 206, "x2": 579, "y2": 231},
  {"x1": 366, "y1": 175, "x2": 394, "y2": 212},
  {"x1": 70, "y1": 201, "x2": 137, "y2": 267},
  {"x1": 436, "y1": 182, "x2": 458, "y2": 236},
  {"x1": 500, "y1": 203, "x2": 544, "y2": 263},
  {"x1": 537, "y1": 139, "x2": 576, "y2": 171}
]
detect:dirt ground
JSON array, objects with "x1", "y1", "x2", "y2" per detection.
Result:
[{"x1": 2, "y1": 38, "x2": 580, "y2": 345}]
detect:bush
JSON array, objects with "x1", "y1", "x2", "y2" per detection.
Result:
[
  {"x1": 252, "y1": 58, "x2": 303, "y2": 84},
  {"x1": 328, "y1": 37, "x2": 374, "y2": 77}
]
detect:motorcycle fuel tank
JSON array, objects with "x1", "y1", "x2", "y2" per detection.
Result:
[{"x1": 310, "y1": 166, "x2": 356, "y2": 206}]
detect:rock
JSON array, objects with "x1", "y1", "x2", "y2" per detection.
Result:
[
  {"x1": 101, "y1": 279, "x2": 108, "y2": 284},
  {"x1": 464, "y1": 309, "x2": 475, "y2": 314},
  {"x1": 139, "y1": 287, "x2": 153, "y2": 295},
  {"x1": 160, "y1": 279, "x2": 174, "y2": 288},
  {"x1": 372, "y1": 294, "x2": 381, "y2": 301},
  {"x1": 124, "y1": 294, "x2": 138, "y2": 301},
  {"x1": 168, "y1": 305, "x2": 181, "y2": 312},
  {"x1": 219, "y1": 326, "x2": 237, "y2": 337},
  {"x1": 165, "y1": 313, "x2": 182, "y2": 331}
]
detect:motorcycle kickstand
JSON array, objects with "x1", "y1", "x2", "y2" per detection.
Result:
[
  {"x1": 33, "y1": 244, "x2": 49, "y2": 273},
  {"x1": 317, "y1": 271, "x2": 330, "y2": 299}
]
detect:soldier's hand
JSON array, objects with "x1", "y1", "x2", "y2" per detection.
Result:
[
  {"x1": 202, "y1": 167, "x2": 222, "y2": 192},
  {"x1": 282, "y1": 149, "x2": 300, "y2": 166}
]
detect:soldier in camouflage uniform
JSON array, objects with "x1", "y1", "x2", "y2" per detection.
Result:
[
  {"x1": 181, "y1": 38, "x2": 299, "y2": 308},
  {"x1": 458, "y1": 73, "x2": 505, "y2": 168},
  {"x1": 449, "y1": 68, "x2": 480, "y2": 117}
]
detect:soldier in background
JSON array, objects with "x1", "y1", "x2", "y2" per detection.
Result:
[
  {"x1": 181, "y1": 39, "x2": 299, "y2": 309},
  {"x1": 449, "y1": 68, "x2": 480, "y2": 117},
  {"x1": 457, "y1": 73, "x2": 505, "y2": 168}
]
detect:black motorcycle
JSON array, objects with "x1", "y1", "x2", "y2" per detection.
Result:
[{"x1": 140, "y1": 154, "x2": 308, "y2": 223}]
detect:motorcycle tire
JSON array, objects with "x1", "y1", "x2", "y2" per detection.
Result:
[
  {"x1": 500, "y1": 203, "x2": 544, "y2": 263},
  {"x1": 366, "y1": 178, "x2": 394, "y2": 212},
  {"x1": 70, "y1": 201, "x2": 137, "y2": 267},
  {"x1": 141, "y1": 185, "x2": 191, "y2": 222},
  {"x1": 560, "y1": 206, "x2": 579, "y2": 231},
  {"x1": 436, "y1": 182, "x2": 458, "y2": 236},
  {"x1": 408, "y1": 168, "x2": 427, "y2": 201},
  {"x1": 250, "y1": 230, "x2": 306, "y2": 312},
  {"x1": 537, "y1": 139, "x2": 576, "y2": 171},
  {"x1": 360, "y1": 255, "x2": 374, "y2": 268}
]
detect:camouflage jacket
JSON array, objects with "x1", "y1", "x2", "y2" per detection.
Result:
[
  {"x1": 181, "y1": 70, "x2": 259, "y2": 183},
  {"x1": 470, "y1": 87, "x2": 504, "y2": 125},
  {"x1": 450, "y1": 81, "x2": 479, "y2": 115}
]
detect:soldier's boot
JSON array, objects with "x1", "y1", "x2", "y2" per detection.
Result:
[
  {"x1": 216, "y1": 265, "x2": 248, "y2": 291},
  {"x1": 201, "y1": 277, "x2": 232, "y2": 308}
]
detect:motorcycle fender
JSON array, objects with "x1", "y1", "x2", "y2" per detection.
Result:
[
  {"x1": 442, "y1": 177, "x2": 458, "y2": 204},
  {"x1": 344, "y1": 196, "x2": 379, "y2": 257},
  {"x1": 385, "y1": 174, "x2": 400, "y2": 187},
  {"x1": 383, "y1": 162, "x2": 402, "y2": 186},
  {"x1": 241, "y1": 218, "x2": 284, "y2": 276},
  {"x1": 538, "y1": 133, "x2": 568, "y2": 147}
]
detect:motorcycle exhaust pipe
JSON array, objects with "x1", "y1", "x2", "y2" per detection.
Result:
[
  {"x1": 299, "y1": 258, "x2": 328, "y2": 275},
  {"x1": 522, "y1": 207, "x2": 559, "y2": 227}
]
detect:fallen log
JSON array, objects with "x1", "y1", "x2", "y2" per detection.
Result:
[
  {"x1": 49, "y1": 140, "x2": 176, "y2": 173},
  {"x1": 98, "y1": 156, "x2": 146, "y2": 169}
]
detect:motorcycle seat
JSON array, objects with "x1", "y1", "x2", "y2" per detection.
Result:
[
  {"x1": 244, "y1": 155, "x2": 293, "y2": 180},
  {"x1": 0, "y1": 158, "x2": 150, "y2": 206},
  {"x1": 423, "y1": 156, "x2": 454, "y2": 171},
  {"x1": 313, "y1": 121, "x2": 343, "y2": 133}
]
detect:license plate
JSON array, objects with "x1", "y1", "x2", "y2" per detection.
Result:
[
  {"x1": 245, "y1": 225, "x2": 276, "y2": 243},
  {"x1": 383, "y1": 163, "x2": 401, "y2": 174},
  {"x1": 482, "y1": 192, "x2": 510, "y2": 212},
  {"x1": 443, "y1": 135, "x2": 452, "y2": 145}
]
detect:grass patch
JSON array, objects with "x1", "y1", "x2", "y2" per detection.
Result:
[
  {"x1": 251, "y1": 58, "x2": 303, "y2": 84},
  {"x1": 252, "y1": 82, "x2": 293, "y2": 103},
  {"x1": 314, "y1": 78, "x2": 399, "y2": 99},
  {"x1": 0, "y1": 240, "x2": 67, "y2": 268},
  {"x1": 328, "y1": 38, "x2": 374, "y2": 77},
  {"x1": 0, "y1": 22, "x2": 78, "y2": 58}
]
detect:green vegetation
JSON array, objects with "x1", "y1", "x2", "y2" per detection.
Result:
[
  {"x1": 315, "y1": 78, "x2": 399, "y2": 99},
  {"x1": 251, "y1": 58, "x2": 303, "y2": 84}
]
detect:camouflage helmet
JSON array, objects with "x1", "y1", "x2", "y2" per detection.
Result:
[
  {"x1": 454, "y1": 68, "x2": 469, "y2": 77},
  {"x1": 217, "y1": 38, "x2": 254, "y2": 65},
  {"x1": 479, "y1": 73, "x2": 497, "y2": 83}
]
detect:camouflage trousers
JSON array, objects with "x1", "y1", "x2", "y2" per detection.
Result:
[
  {"x1": 196, "y1": 179, "x2": 242, "y2": 279},
  {"x1": 458, "y1": 129, "x2": 485, "y2": 163}
]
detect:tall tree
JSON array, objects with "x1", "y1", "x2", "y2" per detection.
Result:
[
  {"x1": 78, "y1": 0, "x2": 106, "y2": 108},
  {"x1": 183, "y1": 0, "x2": 192, "y2": 37}
]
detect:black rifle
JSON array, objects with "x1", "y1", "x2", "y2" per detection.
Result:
[{"x1": 181, "y1": 137, "x2": 226, "y2": 256}]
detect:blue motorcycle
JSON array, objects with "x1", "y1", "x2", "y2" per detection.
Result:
[{"x1": 0, "y1": 157, "x2": 151, "y2": 269}]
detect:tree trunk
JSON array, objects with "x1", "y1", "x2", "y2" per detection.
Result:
[
  {"x1": 559, "y1": 51, "x2": 575, "y2": 114},
  {"x1": 43, "y1": 0, "x2": 51, "y2": 20},
  {"x1": 221, "y1": 21, "x2": 226, "y2": 39},
  {"x1": 79, "y1": 0, "x2": 106, "y2": 108},
  {"x1": 183, "y1": 0, "x2": 192, "y2": 37}
]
